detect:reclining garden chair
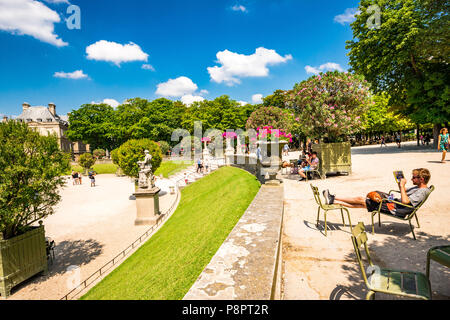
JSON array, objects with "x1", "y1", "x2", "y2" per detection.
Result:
[
  {"x1": 305, "y1": 168, "x2": 324, "y2": 181},
  {"x1": 370, "y1": 186, "x2": 434, "y2": 240},
  {"x1": 426, "y1": 245, "x2": 450, "y2": 279},
  {"x1": 351, "y1": 222, "x2": 432, "y2": 300},
  {"x1": 310, "y1": 184, "x2": 352, "y2": 236}
]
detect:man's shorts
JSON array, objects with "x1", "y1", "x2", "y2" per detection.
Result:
[{"x1": 365, "y1": 199, "x2": 413, "y2": 218}]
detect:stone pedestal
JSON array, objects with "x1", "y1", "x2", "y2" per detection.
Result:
[{"x1": 134, "y1": 187, "x2": 161, "y2": 225}]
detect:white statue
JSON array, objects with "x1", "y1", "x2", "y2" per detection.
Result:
[{"x1": 137, "y1": 150, "x2": 153, "y2": 189}]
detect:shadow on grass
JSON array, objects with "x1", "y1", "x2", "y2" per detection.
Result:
[
  {"x1": 332, "y1": 225, "x2": 450, "y2": 300},
  {"x1": 10, "y1": 239, "x2": 103, "y2": 295}
]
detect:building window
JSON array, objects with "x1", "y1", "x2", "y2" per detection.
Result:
[
  {"x1": 26, "y1": 119, "x2": 32, "y2": 122},
  {"x1": 37, "y1": 118, "x2": 42, "y2": 122},
  {"x1": 47, "y1": 118, "x2": 52, "y2": 122}
]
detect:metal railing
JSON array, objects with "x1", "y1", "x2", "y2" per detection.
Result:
[
  {"x1": 60, "y1": 160, "x2": 223, "y2": 300},
  {"x1": 60, "y1": 184, "x2": 181, "y2": 300}
]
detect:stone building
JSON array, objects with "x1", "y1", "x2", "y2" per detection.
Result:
[{"x1": 14, "y1": 102, "x2": 89, "y2": 158}]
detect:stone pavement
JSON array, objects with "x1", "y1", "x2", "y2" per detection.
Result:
[
  {"x1": 281, "y1": 141, "x2": 450, "y2": 300},
  {"x1": 184, "y1": 183, "x2": 284, "y2": 300}
]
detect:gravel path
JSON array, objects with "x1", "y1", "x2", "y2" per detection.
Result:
[
  {"x1": 281, "y1": 141, "x2": 450, "y2": 299},
  {"x1": 6, "y1": 174, "x2": 177, "y2": 300}
]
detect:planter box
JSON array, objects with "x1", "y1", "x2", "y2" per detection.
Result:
[
  {"x1": 312, "y1": 142, "x2": 352, "y2": 177},
  {"x1": 0, "y1": 226, "x2": 47, "y2": 298}
]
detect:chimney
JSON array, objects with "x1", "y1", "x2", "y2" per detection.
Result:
[
  {"x1": 22, "y1": 102, "x2": 30, "y2": 111},
  {"x1": 48, "y1": 103, "x2": 56, "y2": 116}
]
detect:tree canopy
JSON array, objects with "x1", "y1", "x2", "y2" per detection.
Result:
[
  {"x1": 0, "y1": 121, "x2": 70, "y2": 239},
  {"x1": 346, "y1": 0, "x2": 449, "y2": 125}
]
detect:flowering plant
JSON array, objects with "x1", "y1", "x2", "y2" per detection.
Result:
[
  {"x1": 286, "y1": 71, "x2": 371, "y2": 142},
  {"x1": 256, "y1": 126, "x2": 293, "y2": 143},
  {"x1": 201, "y1": 137, "x2": 211, "y2": 142},
  {"x1": 222, "y1": 132, "x2": 237, "y2": 139}
]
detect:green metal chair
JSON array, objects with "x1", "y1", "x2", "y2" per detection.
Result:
[
  {"x1": 310, "y1": 184, "x2": 352, "y2": 236},
  {"x1": 370, "y1": 186, "x2": 435, "y2": 240},
  {"x1": 426, "y1": 245, "x2": 450, "y2": 278},
  {"x1": 305, "y1": 168, "x2": 324, "y2": 181},
  {"x1": 351, "y1": 222, "x2": 432, "y2": 300}
]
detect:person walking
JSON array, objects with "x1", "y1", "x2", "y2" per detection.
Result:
[
  {"x1": 72, "y1": 170, "x2": 78, "y2": 185},
  {"x1": 395, "y1": 132, "x2": 402, "y2": 148},
  {"x1": 283, "y1": 143, "x2": 290, "y2": 156},
  {"x1": 88, "y1": 169, "x2": 97, "y2": 187},
  {"x1": 380, "y1": 136, "x2": 386, "y2": 147},
  {"x1": 438, "y1": 127, "x2": 449, "y2": 163},
  {"x1": 78, "y1": 172, "x2": 82, "y2": 185}
]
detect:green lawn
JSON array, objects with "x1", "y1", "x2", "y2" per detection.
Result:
[
  {"x1": 81, "y1": 166, "x2": 260, "y2": 300},
  {"x1": 70, "y1": 163, "x2": 118, "y2": 175},
  {"x1": 153, "y1": 160, "x2": 194, "y2": 178}
]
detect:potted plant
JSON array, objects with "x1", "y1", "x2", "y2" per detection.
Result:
[
  {"x1": 0, "y1": 121, "x2": 70, "y2": 298},
  {"x1": 286, "y1": 71, "x2": 371, "y2": 176}
]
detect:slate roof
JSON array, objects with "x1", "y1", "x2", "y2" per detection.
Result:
[{"x1": 17, "y1": 106, "x2": 68, "y2": 126}]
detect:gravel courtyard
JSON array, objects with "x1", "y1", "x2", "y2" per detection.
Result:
[
  {"x1": 282, "y1": 141, "x2": 450, "y2": 300},
  {"x1": 5, "y1": 174, "x2": 177, "y2": 300}
]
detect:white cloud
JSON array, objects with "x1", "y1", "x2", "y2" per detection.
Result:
[
  {"x1": 334, "y1": 8, "x2": 360, "y2": 25},
  {"x1": 252, "y1": 94, "x2": 263, "y2": 104},
  {"x1": 53, "y1": 70, "x2": 89, "y2": 79},
  {"x1": 199, "y1": 89, "x2": 209, "y2": 96},
  {"x1": 142, "y1": 64, "x2": 155, "y2": 71},
  {"x1": 181, "y1": 95, "x2": 204, "y2": 106},
  {"x1": 0, "y1": 0, "x2": 68, "y2": 47},
  {"x1": 305, "y1": 66, "x2": 320, "y2": 75},
  {"x1": 156, "y1": 76, "x2": 198, "y2": 97},
  {"x1": 86, "y1": 40, "x2": 149, "y2": 66},
  {"x1": 91, "y1": 99, "x2": 120, "y2": 108},
  {"x1": 237, "y1": 101, "x2": 248, "y2": 106},
  {"x1": 207, "y1": 47, "x2": 292, "y2": 86},
  {"x1": 305, "y1": 62, "x2": 345, "y2": 75},
  {"x1": 231, "y1": 5, "x2": 247, "y2": 13}
]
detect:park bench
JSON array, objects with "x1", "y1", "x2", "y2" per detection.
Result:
[
  {"x1": 310, "y1": 184, "x2": 352, "y2": 236},
  {"x1": 351, "y1": 222, "x2": 432, "y2": 300},
  {"x1": 370, "y1": 185, "x2": 435, "y2": 240}
]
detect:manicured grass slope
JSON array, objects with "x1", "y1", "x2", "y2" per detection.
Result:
[
  {"x1": 154, "y1": 160, "x2": 193, "y2": 178},
  {"x1": 81, "y1": 166, "x2": 260, "y2": 300}
]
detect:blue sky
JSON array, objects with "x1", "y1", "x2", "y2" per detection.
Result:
[{"x1": 0, "y1": 0, "x2": 359, "y2": 116}]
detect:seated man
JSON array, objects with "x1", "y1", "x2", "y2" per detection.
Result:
[
  {"x1": 298, "y1": 152, "x2": 319, "y2": 181},
  {"x1": 323, "y1": 168, "x2": 431, "y2": 218}
]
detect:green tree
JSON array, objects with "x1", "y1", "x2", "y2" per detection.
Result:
[
  {"x1": 0, "y1": 121, "x2": 70, "y2": 239},
  {"x1": 245, "y1": 106, "x2": 297, "y2": 134},
  {"x1": 66, "y1": 103, "x2": 117, "y2": 151},
  {"x1": 346, "y1": 0, "x2": 450, "y2": 140},
  {"x1": 78, "y1": 153, "x2": 96, "y2": 173},
  {"x1": 157, "y1": 141, "x2": 170, "y2": 155},
  {"x1": 116, "y1": 139, "x2": 162, "y2": 178},
  {"x1": 181, "y1": 96, "x2": 257, "y2": 133},
  {"x1": 262, "y1": 90, "x2": 288, "y2": 108},
  {"x1": 361, "y1": 93, "x2": 415, "y2": 134}
]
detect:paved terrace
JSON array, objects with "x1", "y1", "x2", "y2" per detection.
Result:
[{"x1": 281, "y1": 141, "x2": 450, "y2": 299}]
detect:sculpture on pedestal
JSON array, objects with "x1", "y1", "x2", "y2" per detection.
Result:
[{"x1": 137, "y1": 150, "x2": 154, "y2": 189}]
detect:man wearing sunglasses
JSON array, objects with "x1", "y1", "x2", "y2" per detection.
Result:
[{"x1": 323, "y1": 168, "x2": 431, "y2": 218}]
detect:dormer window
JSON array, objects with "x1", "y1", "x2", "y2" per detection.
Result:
[
  {"x1": 37, "y1": 118, "x2": 42, "y2": 122},
  {"x1": 46, "y1": 118, "x2": 52, "y2": 122},
  {"x1": 26, "y1": 118, "x2": 32, "y2": 122}
]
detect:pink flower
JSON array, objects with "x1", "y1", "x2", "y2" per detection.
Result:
[{"x1": 330, "y1": 106, "x2": 335, "y2": 110}]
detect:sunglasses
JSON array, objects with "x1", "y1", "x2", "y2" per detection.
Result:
[{"x1": 412, "y1": 176, "x2": 420, "y2": 179}]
